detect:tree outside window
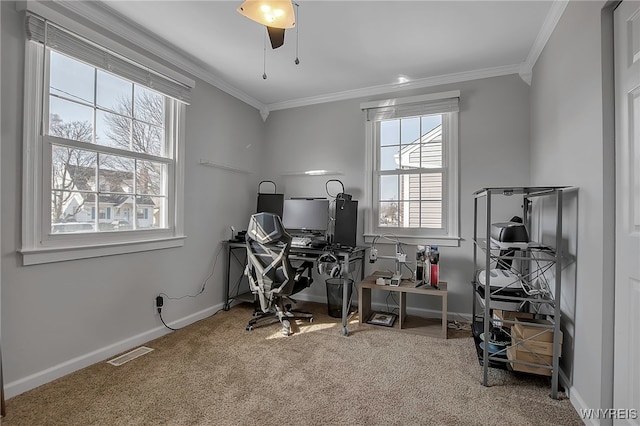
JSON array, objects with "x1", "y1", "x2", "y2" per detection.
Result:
[{"x1": 48, "y1": 51, "x2": 168, "y2": 233}]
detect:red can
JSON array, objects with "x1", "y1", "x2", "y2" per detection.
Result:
[{"x1": 430, "y1": 264, "x2": 439, "y2": 286}]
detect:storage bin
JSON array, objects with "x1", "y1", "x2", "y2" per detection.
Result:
[
  {"x1": 511, "y1": 318, "x2": 563, "y2": 357},
  {"x1": 507, "y1": 346, "x2": 553, "y2": 376}
]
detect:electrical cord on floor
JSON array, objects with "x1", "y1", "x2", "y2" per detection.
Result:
[
  {"x1": 447, "y1": 320, "x2": 472, "y2": 331},
  {"x1": 447, "y1": 313, "x2": 472, "y2": 331}
]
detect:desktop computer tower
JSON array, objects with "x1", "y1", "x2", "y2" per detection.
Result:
[{"x1": 333, "y1": 199, "x2": 358, "y2": 248}]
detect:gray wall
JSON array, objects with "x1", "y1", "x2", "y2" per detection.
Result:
[
  {"x1": 1, "y1": 1, "x2": 265, "y2": 396},
  {"x1": 263, "y1": 75, "x2": 532, "y2": 316},
  {"x1": 529, "y1": 0, "x2": 613, "y2": 412},
  {"x1": 3, "y1": 0, "x2": 608, "y2": 410}
]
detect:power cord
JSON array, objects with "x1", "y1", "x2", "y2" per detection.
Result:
[
  {"x1": 325, "y1": 179, "x2": 345, "y2": 198},
  {"x1": 157, "y1": 298, "x2": 178, "y2": 331},
  {"x1": 448, "y1": 320, "x2": 472, "y2": 331},
  {"x1": 325, "y1": 179, "x2": 347, "y2": 237},
  {"x1": 385, "y1": 291, "x2": 399, "y2": 315},
  {"x1": 402, "y1": 262, "x2": 415, "y2": 281},
  {"x1": 156, "y1": 242, "x2": 225, "y2": 331},
  {"x1": 447, "y1": 313, "x2": 472, "y2": 331}
]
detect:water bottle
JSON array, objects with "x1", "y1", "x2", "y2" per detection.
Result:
[{"x1": 429, "y1": 245, "x2": 439, "y2": 286}]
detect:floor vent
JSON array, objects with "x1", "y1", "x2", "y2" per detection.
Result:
[{"x1": 107, "y1": 346, "x2": 154, "y2": 366}]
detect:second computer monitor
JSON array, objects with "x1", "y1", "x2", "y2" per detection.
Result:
[{"x1": 282, "y1": 198, "x2": 329, "y2": 233}]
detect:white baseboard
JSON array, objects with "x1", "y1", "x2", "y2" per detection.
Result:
[
  {"x1": 294, "y1": 293, "x2": 472, "y2": 323},
  {"x1": 372, "y1": 302, "x2": 473, "y2": 323},
  {"x1": 5, "y1": 303, "x2": 224, "y2": 399},
  {"x1": 289, "y1": 293, "x2": 327, "y2": 305},
  {"x1": 568, "y1": 385, "x2": 600, "y2": 425}
]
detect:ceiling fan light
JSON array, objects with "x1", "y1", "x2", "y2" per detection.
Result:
[{"x1": 238, "y1": 0, "x2": 296, "y2": 29}]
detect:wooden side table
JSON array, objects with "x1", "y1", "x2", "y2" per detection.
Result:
[{"x1": 358, "y1": 273, "x2": 448, "y2": 339}]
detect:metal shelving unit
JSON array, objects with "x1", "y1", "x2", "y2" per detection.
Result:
[{"x1": 471, "y1": 186, "x2": 570, "y2": 399}]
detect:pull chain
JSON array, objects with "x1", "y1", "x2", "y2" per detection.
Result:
[
  {"x1": 294, "y1": 2, "x2": 300, "y2": 65},
  {"x1": 262, "y1": 29, "x2": 268, "y2": 79}
]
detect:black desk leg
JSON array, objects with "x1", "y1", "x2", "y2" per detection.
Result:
[
  {"x1": 224, "y1": 243, "x2": 232, "y2": 311},
  {"x1": 341, "y1": 252, "x2": 350, "y2": 336}
]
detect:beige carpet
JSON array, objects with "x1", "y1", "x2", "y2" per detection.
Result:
[{"x1": 3, "y1": 302, "x2": 581, "y2": 425}]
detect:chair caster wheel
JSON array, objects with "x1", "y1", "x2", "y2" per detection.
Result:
[
  {"x1": 309, "y1": 317, "x2": 314, "y2": 323},
  {"x1": 246, "y1": 325, "x2": 254, "y2": 331}
]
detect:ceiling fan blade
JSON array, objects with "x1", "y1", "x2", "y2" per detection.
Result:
[{"x1": 266, "y1": 26, "x2": 286, "y2": 49}]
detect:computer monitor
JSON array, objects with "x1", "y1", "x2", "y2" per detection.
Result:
[
  {"x1": 256, "y1": 193, "x2": 284, "y2": 217},
  {"x1": 282, "y1": 198, "x2": 329, "y2": 233}
]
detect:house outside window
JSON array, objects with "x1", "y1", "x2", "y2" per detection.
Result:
[
  {"x1": 20, "y1": 13, "x2": 193, "y2": 264},
  {"x1": 362, "y1": 91, "x2": 460, "y2": 246}
]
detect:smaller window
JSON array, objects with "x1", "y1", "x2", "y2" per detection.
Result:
[{"x1": 361, "y1": 91, "x2": 460, "y2": 246}]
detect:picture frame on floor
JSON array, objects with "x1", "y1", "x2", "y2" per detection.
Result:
[{"x1": 367, "y1": 312, "x2": 397, "y2": 327}]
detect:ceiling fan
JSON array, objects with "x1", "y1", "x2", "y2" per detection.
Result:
[{"x1": 237, "y1": 0, "x2": 296, "y2": 49}]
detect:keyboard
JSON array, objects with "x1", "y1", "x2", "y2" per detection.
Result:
[{"x1": 291, "y1": 236, "x2": 312, "y2": 247}]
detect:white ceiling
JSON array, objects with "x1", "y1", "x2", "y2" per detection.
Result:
[{"x1": 76, "y1": 1, "x2": 559, "y2": 112}]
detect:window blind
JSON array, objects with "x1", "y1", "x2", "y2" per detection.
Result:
[
  {"x1": 364, "y1": 97, "x2": 459, "y2": 121},
  {"x1": 25, "y1": 14, "x2": 192, "y2": 104}
]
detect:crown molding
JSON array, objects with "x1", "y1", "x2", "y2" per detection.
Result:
[
  {"x1": 266, "y1": 64, "x2": 521, "y2": 112},
  {"x1": 519, "y1": 0, "x2": 569, "y2": 85},
  {"x1": 40, "y1": 0, "x2": 566, "y2": 117},
  {"x1": 47, "y1": 0, "x2": 266, "y2": 112}
]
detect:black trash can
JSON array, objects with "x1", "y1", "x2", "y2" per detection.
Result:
[{"x1": 325, "y1": 278, "x2": 354, "y2": 318}]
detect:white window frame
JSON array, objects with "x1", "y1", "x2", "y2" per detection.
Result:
[
  {"x1": 20, "y1": 20, "x2": 189, "y2": 265},
  {"x1": 362, "y1": 91, "x2": 460, "y2": 247}
]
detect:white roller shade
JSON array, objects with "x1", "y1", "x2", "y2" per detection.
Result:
[
  {"x1": 25, "y1": 14, "x2": 192, "y2": 104},
  {"x1": 364, "y1": 97, "x2": 459, "y2": 121}
]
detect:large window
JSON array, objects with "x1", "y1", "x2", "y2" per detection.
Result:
[
  {"x1": 362, "y1": 92, "x2": 460, "y2": 246},
  {"x1": 21, "y1": 14, "x2": 193, "y2": 265},
  {"x1": 48, "y1": 50, "x2": 168, "y2": 233}
]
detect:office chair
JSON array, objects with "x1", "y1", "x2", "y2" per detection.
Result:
[{"x1": 244, "y1": 212, "x2": 314, "y2": 336}]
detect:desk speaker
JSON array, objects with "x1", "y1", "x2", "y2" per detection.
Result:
[{"x1": 334, "y1": 199, "x2": 357, "y2": 248}]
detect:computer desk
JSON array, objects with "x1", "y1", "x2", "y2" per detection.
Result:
[{"x1": 224, "y1": 241, "x2": 366, "y2": 336}]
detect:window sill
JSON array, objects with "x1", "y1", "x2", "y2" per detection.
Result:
[
  {"x1": 363, "y1": 234, "x2": 461, "y2": 248},
  {"x1": 19, "y1": 235, "x2": 186, "y2": 265}
]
